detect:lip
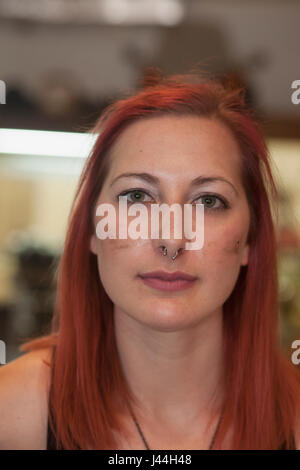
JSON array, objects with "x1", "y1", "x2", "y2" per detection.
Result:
[
  {"x1": 138, "y1": 270, "x2": 197, "y2": 292},
  {"x1": 139, "y1": 270, "x2": 197, "y2": 281}
]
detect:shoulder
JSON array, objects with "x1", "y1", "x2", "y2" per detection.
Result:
[{"x1": 0, "y1": 347, "x2": 53, "y2": 449}]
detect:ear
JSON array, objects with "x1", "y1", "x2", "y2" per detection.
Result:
[
  {"x1": 241, "y1": 243, "x2": 250, "y2": 266},
  {"x1": 89, "y1": 234, "x2": 98, "y2": 255}
]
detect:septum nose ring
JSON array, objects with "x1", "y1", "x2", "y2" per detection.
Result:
[{"x1": 161, "y1": 246, "x2": 182, "y2": 260}]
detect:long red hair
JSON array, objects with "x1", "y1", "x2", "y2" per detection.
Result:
[{"x1": 20, "y1": 71, "x2": 300, "y2": 449}]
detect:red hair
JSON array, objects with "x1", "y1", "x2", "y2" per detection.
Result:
[{"x1": 20, "y1": 71, "x2": 300, "y2": 449}]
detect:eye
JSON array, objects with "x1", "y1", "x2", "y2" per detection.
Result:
[
  {"x1": 117, "y1": 189, "x2": 152, "y2": 204},
  {"x1": 195, "y1": 194, "x2": 228, "y2": 211}
]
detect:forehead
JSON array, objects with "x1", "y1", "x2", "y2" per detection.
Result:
[{"x1": 107, "y1": 115, "x2": 242, "y2": 183}]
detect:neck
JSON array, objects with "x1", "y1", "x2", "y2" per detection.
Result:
[{"x1": 113, "y1": 307, "x2": 224, "y2": 431}]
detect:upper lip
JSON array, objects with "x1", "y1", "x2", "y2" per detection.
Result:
[{"x1": 139, "y1": 270, "x2": 197, "y2": 281}]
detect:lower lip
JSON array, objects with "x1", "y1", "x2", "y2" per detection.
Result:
[{"x1": 139, "y1": 276, "x2": 196, "y2": 292}]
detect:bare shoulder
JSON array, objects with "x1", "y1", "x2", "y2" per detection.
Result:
[{"x1": 0, "y1": 347, "x2": 54, "y2": 449}]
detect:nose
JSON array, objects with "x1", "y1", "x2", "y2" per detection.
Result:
[
  {"x1": 151, "y1": 210, "x2": 186, "y2": 260},
  {"x1": 154, "y1": 238, "x2": 185, "y2": 260}
]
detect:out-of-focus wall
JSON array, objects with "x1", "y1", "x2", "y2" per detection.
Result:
[
  {"x1": 269, "y1": 139, "x2": 300, "y2": 227},
  {"x1": 0, "y1": 1, "x2": 299, "y2": 115},
  {"x1": 0, "y1": 167, "x2": 80, "y2": 304}
]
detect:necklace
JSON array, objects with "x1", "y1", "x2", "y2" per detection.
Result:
[{"x1": 128, "y1": 404, "x2": 224, "y2": 450}]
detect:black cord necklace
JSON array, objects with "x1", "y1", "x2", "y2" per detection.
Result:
[{"x1": 128, "y1": 404, "x2": 224, "y2": 450}]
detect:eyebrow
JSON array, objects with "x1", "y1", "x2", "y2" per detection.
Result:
[{"x1": 110, "y1": 172, "x2": 238, "y2": 196}]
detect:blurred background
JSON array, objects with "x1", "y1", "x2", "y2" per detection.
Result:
[{"x1": 0, "y1": 0, "x2": 299, "y2": 363}]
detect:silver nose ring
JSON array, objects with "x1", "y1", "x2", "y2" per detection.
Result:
[{"x1": 161, "y1": 246, "x2": 181, "y2": 260}]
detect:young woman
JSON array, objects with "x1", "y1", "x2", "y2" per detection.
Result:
[{"x1": 1, "y1": 71, "x2": 300, "y2": 450}]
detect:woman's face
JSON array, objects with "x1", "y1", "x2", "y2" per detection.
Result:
[{"x1": 90, "y1": 115, "x2": 250, "y2": 331}]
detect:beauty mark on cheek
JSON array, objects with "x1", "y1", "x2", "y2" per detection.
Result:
[
  {"x1": 226, "y1": 240, "x2": 240, "y2": 255},
  {"x1": 234, "y1": 240, "x2": 240, "y2": 254}
]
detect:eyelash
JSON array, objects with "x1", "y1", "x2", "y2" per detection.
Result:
[{"x1": 116, "y1": 189, "x2": 229, "y2": 211}]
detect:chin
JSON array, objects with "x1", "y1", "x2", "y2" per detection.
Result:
[{"x1": 135, "y1": 306, "x2": 199, "y2": 331}]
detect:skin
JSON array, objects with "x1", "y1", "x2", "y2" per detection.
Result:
[{"x1": 89, "y1": 115, "x2": 250, "y2": 448}]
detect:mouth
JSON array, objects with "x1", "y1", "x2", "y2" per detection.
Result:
[{"x1": 138, "y1": 270, "x2": 197, "y2": 292}]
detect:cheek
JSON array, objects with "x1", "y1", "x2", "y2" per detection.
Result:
[
  {"x1": 98, "y1": 237, "x2": 150, "y2": 259},
  {"x1": 217, "y1": 231, "x2": 245, "y2": 264},
  {"x1": 97, "y1": 239, "x2": 131, "y2": 269},
  {"x1": 95, "y1": 237, "x2": 147, "y2": 284},
  {"x1": 224, "y1": 237, "x2": 241, "y2": 256},
  {"x1": 204, "y1": 207, "x2": 250, "y2": 262},
  {"x1": 200, "y1": 228, "x2": 245, "y2": 277},
  {"x1": 94, "y1": 239, "x2": 129, "y2": 301},
  {"x1": 220, "y1": 220, "x2": 250, "y2": 263},
  {"x1": 197, "y1": 236, "x2": 244, "y2": 306}
]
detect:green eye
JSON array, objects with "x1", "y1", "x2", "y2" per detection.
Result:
[
  {"x1": 118, "y1": 189, "x2": 151, "y2": 203},
  {"x1": 202, "y1": 196, "x2": 217, "y2": 207},
  {"x1": 196, "y1": 194, "x2": 228, "y2": 211},
  {"x1": 129, "y1": 190, "x2": 145, "y2": 202},
  {"x1": 117, "y1": 191, "x2": 229, "y2": 211}
]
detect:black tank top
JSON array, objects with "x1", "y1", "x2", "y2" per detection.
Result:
[{"x1": 46, "y1": 416, "x2": 297, "y2": 450}]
